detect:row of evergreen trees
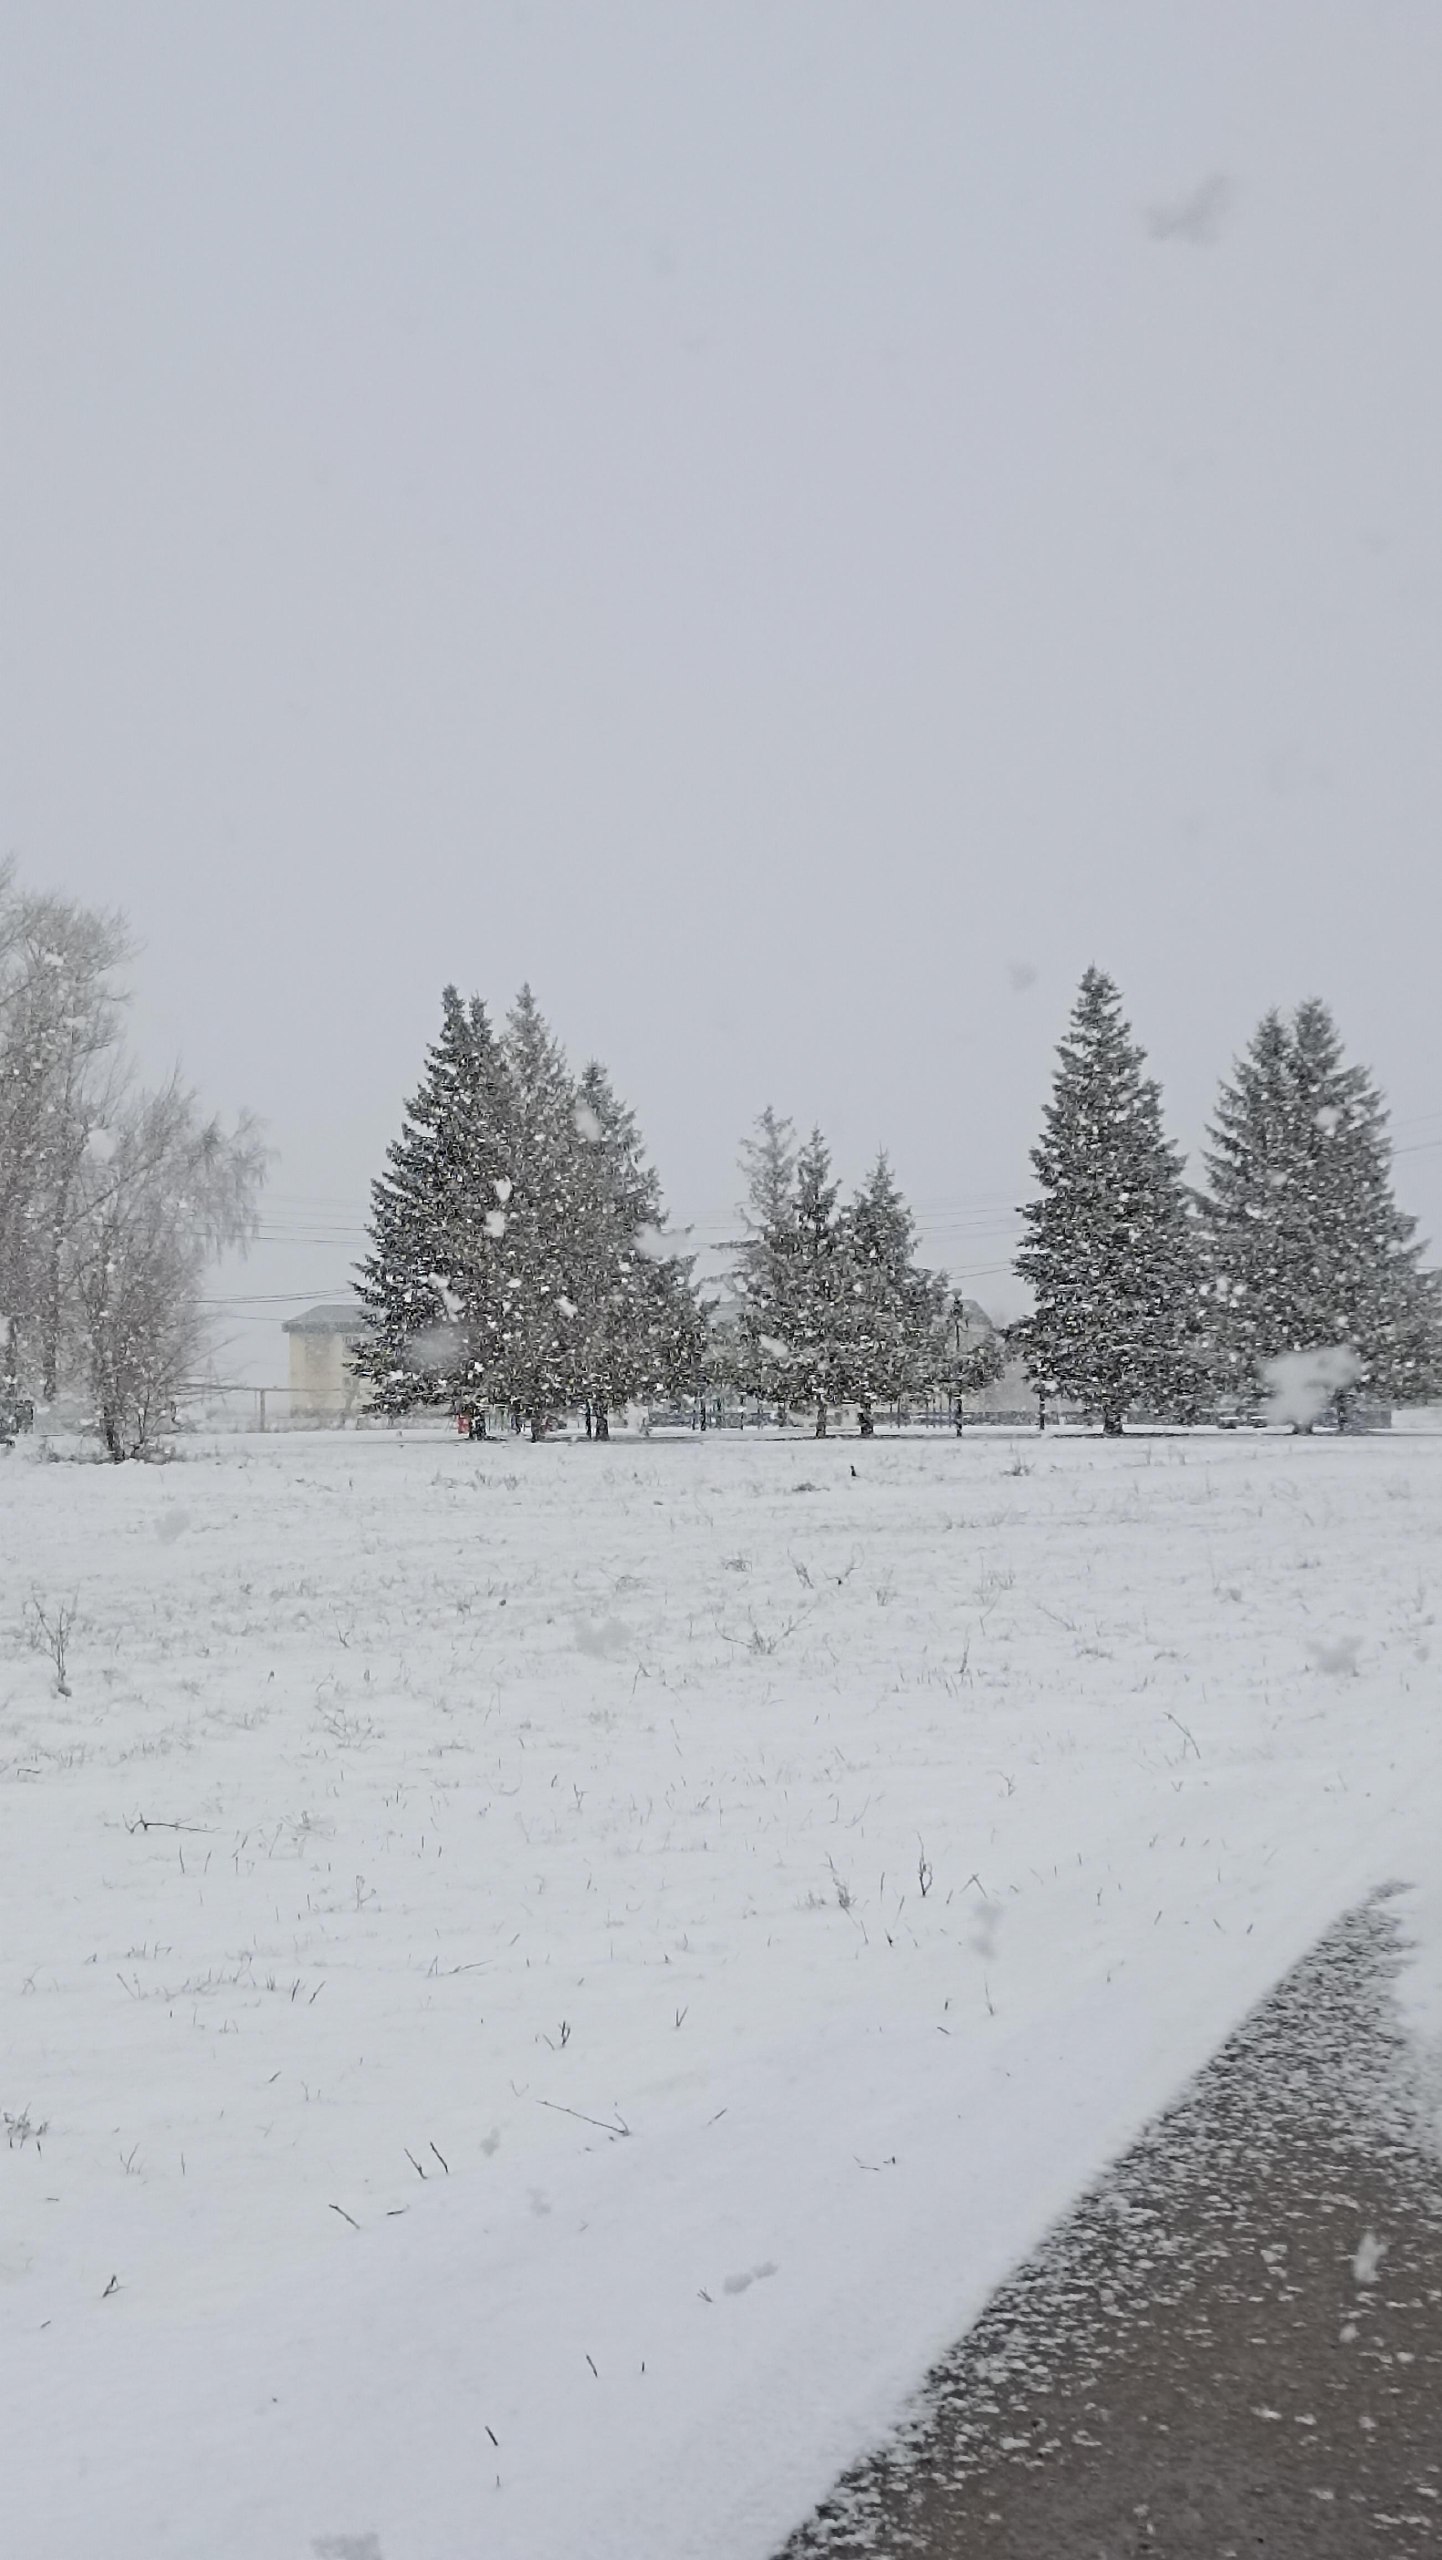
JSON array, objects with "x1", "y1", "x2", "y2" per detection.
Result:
[
  {"x1": 357, "y1": 988, "x2": 986, "y2": 1434},
  {"x1": 357, "y1": 972, "x2": 1438, "y2": 1436},
  {"x1": 725, "y1": 1110, "x2": 998, "y2": 1434},
  {"x1": 1016, "y1": 969, "x2": 1439, "y2": 1431},
  {"x1": 353, "y1": 988, "x2": 700, "y2": 1435}
]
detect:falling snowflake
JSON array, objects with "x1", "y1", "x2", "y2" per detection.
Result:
[{"x1": 1351, "y1": 2229, "x2": 1387, "y2": 2285}]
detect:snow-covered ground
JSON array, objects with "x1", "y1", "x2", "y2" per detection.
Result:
[{"x1": 2, "y1": 1425, "x2": 1439, "y2": 2559}]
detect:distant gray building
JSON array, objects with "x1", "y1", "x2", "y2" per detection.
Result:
[
  {"x1": 954, "y1": 1298, "x2": 1032, "y2": 1421},
  {"x1": 281, "y1": 1302, "x2": 372, "y2": 1420}
]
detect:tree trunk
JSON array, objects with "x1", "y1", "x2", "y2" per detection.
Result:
[
  {"x1": 1101, "y1": 1408, "x2": 1125, "y2": 1437},
  {"x1": 859, "y1": 1402, "x2": 875, "y2": 1438},
  {"x1": 815, "y1": 1400, "x2": 827, "y2": 1438},
  {"x1": 529, "y1": 1409, "x2": 543, "y2": 1442},
  {"x1": 595, "y1": 1404, "x2": 609, "y2": 1440},
  {"x1": 582, "y1": 1400, "x2": 593, "y2": 1439},
  {"x1": 42, "y1": 1226, "x2": 66, "y2": 1403},
  {"x1": 1037, "y1": 1390, "x2": 1047, "y2": 1432},
  {"x1": 510, "y1": 1401, "x2": 523, "y2": 1435}
]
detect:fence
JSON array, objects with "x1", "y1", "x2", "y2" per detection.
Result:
[{"x1": 179, "y1": 1383, "x2": 382, "y2": 1433}]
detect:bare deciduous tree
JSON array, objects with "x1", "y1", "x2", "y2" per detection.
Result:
[
  {"x1": 2, "y1": 863, "x2": 267, "y2": 1456},
  {"x1": 67, "y1": 1079, "x2": 267, "y2": 1460},
  {"x1": 0, "y1": 863, "x2": 132, "y2": 1399}
]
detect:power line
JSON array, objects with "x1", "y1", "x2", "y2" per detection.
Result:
[{"x1": 197, "y1": 1288, "x2": 357, "y2": 1307}]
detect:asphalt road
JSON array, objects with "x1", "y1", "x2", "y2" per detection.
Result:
[{"x1": 776, "y1": 1893, "x2": 1442, "y2": 2558}]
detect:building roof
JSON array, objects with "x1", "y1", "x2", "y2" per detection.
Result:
[{"x1": 282, "y1": 1302, "x2": 369, "y2": 1336}]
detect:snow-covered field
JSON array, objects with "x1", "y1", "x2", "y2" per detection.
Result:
[{"x1": 3, "y1": 1425, "x2": 1440, "y2": 2559}]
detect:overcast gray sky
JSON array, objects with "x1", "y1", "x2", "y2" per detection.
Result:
[{"x1": 4, "y1": 2, "x2": 1441, "y2": 1381}]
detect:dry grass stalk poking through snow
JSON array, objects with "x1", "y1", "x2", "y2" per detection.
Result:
[{"x1": 24, "y1": 1591, "x2": 77, "y2": 1697}]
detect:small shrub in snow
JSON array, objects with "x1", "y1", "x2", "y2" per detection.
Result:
[{"x1": 25, "y1": 1591, "x2": 76, "y2": 1696}]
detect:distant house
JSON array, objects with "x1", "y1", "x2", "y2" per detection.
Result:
[
  {"x1": 954, "y1": 1298, "x2": 1036, "y2": 1422},
  {"x1": 281, "y1": 1303, "x2": 373, "y2": 1421}
]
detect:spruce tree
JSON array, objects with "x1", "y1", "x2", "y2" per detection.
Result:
[
  {"x1": 733, "y1": 1120, "x2": 852, "y2": 1434},
  {"x1": 570, "y1": 1058, "x2": 697, "y2": 1432},
  {"x1": 354, "y1": 988, "x2": 509, "y2": 1416},
  {"x1": 486, "y1": 986, "x2": 585, "y2": 1436},
  {"x1": 733, "y1": 1108, "x2": 801, "y2": 1416},
  {"x1": 844, "y1": 1152, "x2": 949, "y2": 1435},
  {"x1": 787, "y1": 1129, "x2": 853, "y2": 1435},
  {"x1": 1015, "y1": 968, "x2": 1201, "y2": 1434},
  {"x1": 1201, "y1": 999, "x2": 1438, "y2": 1415}
]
